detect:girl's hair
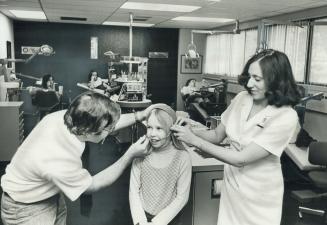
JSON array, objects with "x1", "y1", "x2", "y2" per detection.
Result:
[
  {"x1": 88, "y1": 70, "x2": 97, "y2": 82},
  {"x1": 185, "y1": 79, "x2": 196, "y2": 87},
  {"x1": 238, "y1": 49, "x2": 301, "y2": 107},
  {"x1": 64, "y1": 91, "x2": 121, "y2": 135},
  {"x1": 147, "y1": 108, "x2": 184, "y2": 150},
  {"x1": 42, "y1": 74, "x2": 53, "y2": 89}
]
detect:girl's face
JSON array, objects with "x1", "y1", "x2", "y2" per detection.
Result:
[
  {"x1": 146, "y1": 113, "x2": 171, "y2": 150},
  {"x1": 247, "y1": 60, "x2": 267, "y2": 101},
  {"x1": 47, "y1": 77, "x2": 54, "y2": 89},
  {"x1": 91, "y1": 72, "x2": 98, "y2": 80},
  {"x1": 189, "y1": 80, "x2": 196, "y2": 87}
]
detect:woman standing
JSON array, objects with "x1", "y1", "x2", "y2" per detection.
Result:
[{"x1": 171, "y1": 49, "x2": 301, "y2": 225}]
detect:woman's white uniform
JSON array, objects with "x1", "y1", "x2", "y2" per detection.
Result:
[{"x1": 217, "y1": 91, "x2": 298, "y2": 225}]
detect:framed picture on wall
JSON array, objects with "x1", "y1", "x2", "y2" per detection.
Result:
[
  {"x1": 6, "y1": 41, "x2": 12, "y2": 68},
  {"x1": 180, "y1": 55, "x2": 202, "y2": 74}
]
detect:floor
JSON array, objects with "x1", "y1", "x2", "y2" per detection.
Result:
[{"x1": 0, "y1": 138, "x2": 325, "y2": 225}]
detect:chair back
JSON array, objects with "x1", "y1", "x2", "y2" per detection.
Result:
[
  {"x1": 20, "y1": 89, "x2": 38, "y2": 115},
  {"x1": 32, "y1": 90, "x2": 59, "y2": 111},
  {"x1": 308, "y1": 142, "x2": 327, "y2": 166}
]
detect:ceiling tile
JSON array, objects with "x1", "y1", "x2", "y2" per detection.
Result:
[{"x1": 0, "y1": 0, "x2": 326, "y2": 28}]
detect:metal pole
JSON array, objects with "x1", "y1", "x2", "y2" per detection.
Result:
[{"x1": 129, "y1": 13, "x2": 133, "y2": 74}]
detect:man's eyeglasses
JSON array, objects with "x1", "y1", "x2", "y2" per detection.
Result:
[{"x1": 93, "y1": 126, "x2": 115, "y2": 136}]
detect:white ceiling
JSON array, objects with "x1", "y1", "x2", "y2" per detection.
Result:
[{"x1": 1, "y1": 0, "x2": 327, "y2": 29}]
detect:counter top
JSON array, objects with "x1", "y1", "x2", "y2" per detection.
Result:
[
  {"x1": 176, "y1": 118, "x2": 224, "y2": 172},
  {"x1": 77, "y1": 83, "x2": 106, "y2": 95},
  {"x1": 187, "y1": 146, "x2": 224, "y2": 172},
  {"x1": 0, "y1": 101, "x2": 23, "y2": 107},
  {"x1": 285, "y1": 144, "x2": 323, "y2": 171}
]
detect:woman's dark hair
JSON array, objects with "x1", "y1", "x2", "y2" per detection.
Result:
[
  {"x1": 88, "y1": 70, "x2": 97, "y2": 82},
  {"x1": 42, "y1": 74, "x2": 52, "y2": 89},
  {"x1": 238, "y1": 49, "x2": 301, "y2": 107},
  {"x1": 64, "y1": 91, "x2": 121, "y2": 135},
  {"x1": 185, "y1": 79, "x2": 196, "y2": 87}
]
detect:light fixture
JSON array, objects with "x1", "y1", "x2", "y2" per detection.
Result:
[
  {"x1": 0, "y1": 45, "x2": 54, "y2": 82},
  {"x1": 185, "y1": 20, "x2": 240, "y2": 58},
  {"x1": 103, "y1": 21, "x2": 154, "y2": 27},
  {"x1": 9, "y1": 9, "x2": 46, "y2": 19},
  {"x1": 0, "y1": 44, "x2": 55, "y2": 65},
  {"x1": 185, "y1": 34, "x2": 199, "y2": 59},
  {"x1": 104, "y1": 51, "x2": 121, "y2": 65},
  {"x1": 121, "y1": 2, "x2": 200, "y2": 12},
  {"x1": 173, "y1": 16, "x2": 234, "y2": 23}
]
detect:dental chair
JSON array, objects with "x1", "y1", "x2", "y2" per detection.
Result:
[
  {"x1": 184, "y1": 80, "x2": 227, "y2": 125},
  {"x1": 32, "y1": 90, "x2": 60, "y2": 120},
  {"x1": 292, "y1": 141, "x2": 327, "y2": 224}
]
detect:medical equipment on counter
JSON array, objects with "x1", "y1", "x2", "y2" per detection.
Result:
[{"x1": 117, "y1": 82, "x2": 144, "y2": 101}]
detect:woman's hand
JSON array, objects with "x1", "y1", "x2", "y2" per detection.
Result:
[
  {"x1": 170, "y1": 124, "x2": 198, "y2": 146},
  {"x1": 175, "y1": 116, "x2": 194, "y2": 129},
  {"x1": 126, "y1": 135, "x2": 151, "y2": 158}
]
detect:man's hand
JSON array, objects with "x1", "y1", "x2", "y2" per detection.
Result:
[{"x1": 126, "y1": 135, "x2": 151, "y2": 158}]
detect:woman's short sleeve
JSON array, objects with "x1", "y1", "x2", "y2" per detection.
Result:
[
  {"x1": 253, "y1": 108, "x2": 298, "y2": 157},
  {"x1": 221, "y1": 91, "x2": 247, "y2": 126}
]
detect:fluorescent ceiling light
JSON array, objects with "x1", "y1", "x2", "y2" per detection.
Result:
[
  {"x1": 121, "y1": 2, "x2": 200, "y2": 12},
  {"x1": 103, "y1": 21, "x2": 154, "y2": 27},
  {"x1": 9, "y1": 10, "x2": 46, "y2": 19},
  {"x1": 172, "y1": 16, "x2": 234, "y2": 23}
]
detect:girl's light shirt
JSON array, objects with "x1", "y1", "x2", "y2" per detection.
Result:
[{"x1": 129, "y1": 148, "x2": 192, "y2": 225}]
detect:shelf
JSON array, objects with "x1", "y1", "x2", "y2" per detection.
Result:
[{"x1": 119, "y1": 60, "x2": 143, "y2": 64}]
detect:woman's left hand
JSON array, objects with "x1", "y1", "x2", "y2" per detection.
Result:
[{"x1": 170, "y1": 124, "x2": 198, "y2": 146}]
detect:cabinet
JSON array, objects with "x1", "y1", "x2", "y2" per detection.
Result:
[
  {"x1": 192, "y1": 170, "x2": 223, "y2": 225},
  {"x1": 0, "y1": 102, "x2": 24, "y2": 161},
  {"x1": 180, "y1": 148, "x2": 224, "y2": 225}
]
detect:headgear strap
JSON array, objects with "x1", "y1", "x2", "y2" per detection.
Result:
[{"x1": 151, "y1": 104, "x2": 176, "y2": 122}]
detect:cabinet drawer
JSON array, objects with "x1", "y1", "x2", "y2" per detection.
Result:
[
  {"x1": 19, "y1": 110, "x2": 24, "y2": 119},
  {"x1": 19, "y1": 119, "x2": 24, "y2": 130}
]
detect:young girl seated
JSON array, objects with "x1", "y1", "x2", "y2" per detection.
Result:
[
  {"x1": 180, "y1": 79, "x2": 203, "y2": 106},
  {"x1": 88, "y1": 70, "x2": 109, "y2": 90},
  {"x1": 129, "y1": 104, "x2": 192, "y2": 225}
]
